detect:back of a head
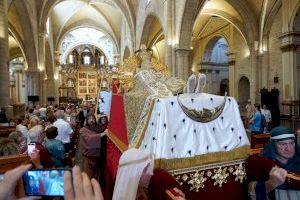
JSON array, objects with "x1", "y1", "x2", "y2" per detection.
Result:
[
  {"x1": 46, "y1": 126, "x2": 58, "y2": 139},
  {"x1": 28, "y1": 125, "x2": 44, "y2": 142},
  {"x1": 30, "y1": 116, "x2": 40, "y2": 128},
  {"x1": 55, "y1": 110, "x2": 64, "y2": 119},
  {"x1": 0, "y1": 138, "x2": 19, "y2": 156},
  {"x1": 113, "y1": 148, "x2": 153, "y2": 200},
  {"x1": 8, "y1": 131, "x2": 25, "y2": 144},
  {"x1": 47, "y1": 113, "x2": 56, "y2": 124}
]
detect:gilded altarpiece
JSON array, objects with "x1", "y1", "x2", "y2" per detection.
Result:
[{"x1": 77, "y1": 68, "x2": 98, "y2": 101}]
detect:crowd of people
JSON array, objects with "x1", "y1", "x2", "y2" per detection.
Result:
[
  {"x1": 0, "y1": 103, "x2": 108, "y2": 177},
  {"x1": 1, "y1": 101, "x2": 300, "y2": 200},
  {"x1": 245, "y1": 100, "x2": 272, "y2": 134}
]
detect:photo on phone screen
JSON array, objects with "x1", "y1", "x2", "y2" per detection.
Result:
[
  {"x1": 22, "y1": 169, "x2": 67, "y2": 196},
  {"x1": 27, "y1": 143, "x2": 36, "y2": 156}
]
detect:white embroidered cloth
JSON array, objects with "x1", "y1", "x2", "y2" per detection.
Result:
[{"x1": 139, "y1": 93, "x2": 250, "y2": 159}]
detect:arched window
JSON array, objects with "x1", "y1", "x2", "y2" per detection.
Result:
[
  {"x1": 68, "y1": 55, "x2": 74, "y2": 64},
  {"x1": 84, "y1": 56, "x2": 90, "y2": 65},
  {"x1": 81, "y1": 47, "x2": 93, "y2": 65}
]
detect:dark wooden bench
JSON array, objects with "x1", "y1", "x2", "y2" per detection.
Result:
[
  {"x1": 0, "y1": 154, "x2": 31, "y2": 198},
  {"x1": 0, "y1": 126, "x2": 16, "y2": 137},
  {"x1": 251, "y1": 133, "x2": 270, "y2": 149}
]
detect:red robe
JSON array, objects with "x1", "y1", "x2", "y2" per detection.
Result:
[{"x1": 148, "y1": 169, "x2": 182, "y2": 200}]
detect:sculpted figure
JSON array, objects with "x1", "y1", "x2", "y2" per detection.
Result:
[{"x1": 137, "y1": 44, "x2": 153, "y2": 70}]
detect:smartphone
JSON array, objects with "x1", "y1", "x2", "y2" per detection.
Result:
[
  {"x1": 22, "y1": 169, "x2": 68, "y2": 197},
  {"x1": 27, "y1": 143, "x2": 36, "y2": 157}
]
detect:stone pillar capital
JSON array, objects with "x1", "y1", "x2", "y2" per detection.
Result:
[
  {"x1": 279, "y1": 31, "x2": 300, "y2": 51},
  {"x1": 175, "y1": 48, "x2": 192, "y2": 55},
  {"x1": 226, "y1": 52, "x2": 236, "y2": 65}
]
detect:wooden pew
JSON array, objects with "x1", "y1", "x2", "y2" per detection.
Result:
[
  {"x1": 250, "y1": 133, "x2": 270, "y2": 149},
  {"x1": 0, "y1": 126, "x2": 16, "y2": 137},
  {"x1": 0, "y1": 154, "x2": 31, "y2": 197}
]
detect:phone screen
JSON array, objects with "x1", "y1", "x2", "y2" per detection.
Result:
[
  {"x1": 27, "y1": 143, "x2": 36, "y2": 156},
  {"x1": 22, "y1": 169, "x2": 68, "y2": 196}
]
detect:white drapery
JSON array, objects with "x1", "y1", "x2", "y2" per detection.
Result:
[{"x1": 139, "y1": 93, "x2": 250, "y2": 159}]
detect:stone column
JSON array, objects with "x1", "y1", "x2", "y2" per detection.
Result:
[
  {"x1": 280, "y1": 32, "x2": 300, "y2": 101},
  {"x1": 206, "y1": 69, "x2": 212, "y2": 93},
  {"x1": 175, "y1": 48, "x2": 191, "y2": 80},
  {"x1": 44, "y1": 77, "x2": 56, "y2": 105},
  {"x1": 165, "y1": 0, "x2": 175, "y2": 73},
  {"x1": 9, "y1": 73, "x2": 15, "y2": 104},
  {"x1": 228, "y1": 52, "x2": 236, "y2": 97},
  {"x1": 25, "y1": 71, "x2": 41, "y2": 106},
  {"x1": 249, "y1": 44, "x2": 259, "y2": 103},
  {"x1": 15, "y1": 69, "x2": 25, "y2": 103},
  {"x1": 211, "y1": 70, "x2": 217, "y2": 94},
  {"x1": 0, "y1": 0, "x2": 10, "y2": 107},
  {"x1": 38, "y1": 32, "x2": 47, "y2": 105}
]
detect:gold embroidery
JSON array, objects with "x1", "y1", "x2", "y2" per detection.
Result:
[
  {"x1": 187, "y1": 171, "x2": 207, "y2": 191},
  {"x1": 177, "y1": 95, "x2": 227, "y2": 123},
  {"x1": 233, "y1": 163, "x2": 246, "y2": 183},
  {"x1": 170, "y1": 159, "x2": 246, "y2": 191},
  {"x1": 211, "y1": 167, "x2": 229, "y2": 187}
]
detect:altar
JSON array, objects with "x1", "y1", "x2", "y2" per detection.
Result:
[{"x1": 58, "y1": 65, "x2": 100, "y2": 104}]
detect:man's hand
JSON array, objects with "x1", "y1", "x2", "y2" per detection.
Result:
[
  {"x1": 173, "y1": 187, "x2": 185, "y2": 198},
  {"x1": 0, "y1": 164, "x2": 38, "y2": 200},
  {"x1": 266, "y1": 166, "x2": 287, "y2": 192},
  {"x1": 64, "y1": 166, "x2": 103, "y2": 200}
]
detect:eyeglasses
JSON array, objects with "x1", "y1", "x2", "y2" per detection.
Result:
[{"x1": 276, "y1": 141, "x2": 295, "y2": 149}]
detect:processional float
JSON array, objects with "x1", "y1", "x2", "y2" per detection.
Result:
[{"x1": 102, "y1": 45, "x2": 250, "y2": 200}]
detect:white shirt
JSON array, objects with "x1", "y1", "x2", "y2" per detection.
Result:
[{"x1": 53, "y1": 119, "x2": 73, "y2": 144}]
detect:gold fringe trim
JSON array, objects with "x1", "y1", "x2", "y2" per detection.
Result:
[
  {"x1": 107, "y1": 130, "x2": 128, "y2": 153},
  {"x1": 154, "y1": 146, "x2": 250, "y2": 170},
  {"x1": 129, "y1": 98, "x2": 156, "y2": 148}
]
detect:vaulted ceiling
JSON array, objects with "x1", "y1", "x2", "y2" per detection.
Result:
[{"x1": 7, "y1": 0, "x2": 282, "y2": 60}]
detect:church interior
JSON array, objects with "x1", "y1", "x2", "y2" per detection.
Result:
[{"x1": 1, "y1": 0, "x2": 300, "y2": 199}]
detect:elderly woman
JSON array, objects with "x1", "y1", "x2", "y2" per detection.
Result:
[
  {"x1": 8, "y1": 131, "x2": 27, "y2": 153},
  {"x1": 0, "y1": 138, "x2": 19, "y2": 156},
  {"x1": 246, "y1": 126, "x2": 300, "y2": 200},
  {"x1": 25, "y1": 125, "x2": 53, "y2": 168},
  {"x1": 79, "y1": 113, "x2": 105, "y2": 181}
]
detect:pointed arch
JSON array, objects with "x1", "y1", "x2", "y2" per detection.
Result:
[
  {"x1": 290, "y1": 2, "x2": 300, "y2": 31},
  {"x1": 8, "y1": 26, "x2": 28, "y2": 69},
  {"x1": 139, "y1": 13, "x2": 165, "y2": 48}
]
